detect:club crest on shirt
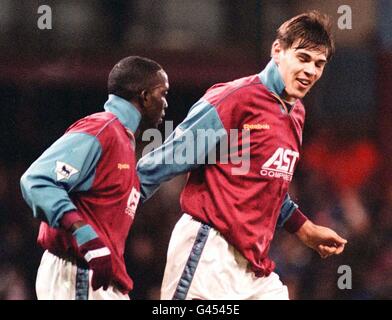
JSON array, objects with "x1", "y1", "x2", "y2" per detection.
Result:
[{"x1": 55, "y1": 161, "x2": 79, "y2": 181}]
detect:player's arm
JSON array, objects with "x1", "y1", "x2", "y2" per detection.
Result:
[
  {"x1": 20, "y1": 132, "x2": 102, "y2": 228},
  {"x1": 20, "y1": 132, "x2": 113, "y2": 290},
  {"x1": 295, "y1": 220, "x2": 347, "y2": 258},
  {"x1": 276, "y1": 194, "x2": 347, "y2": 258},
  {"x1": 137, "y1": 98, "x2": 227, "y2": 201}
]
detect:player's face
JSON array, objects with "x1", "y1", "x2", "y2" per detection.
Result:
[
  {"x1": 143, "y1": 70, "x2": 169, "y2": 128},
  {"x1": 272, "y1": 39, "x2": 327, "y2": 102}
]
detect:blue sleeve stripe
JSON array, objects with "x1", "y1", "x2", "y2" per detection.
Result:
[
  {"x1": 276, "y1": 194, "x2": 299, "y2": 228},
  {"x1": 72, "y1": 224, "x2": 98, "y2": 246}
]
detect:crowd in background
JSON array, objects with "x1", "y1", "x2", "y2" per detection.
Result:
[{"x1": 0, "y1": 0, "x2": 391, "y2": 299}]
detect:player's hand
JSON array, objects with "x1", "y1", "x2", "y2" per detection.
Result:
[
  {"x1": 73, "y1": 224, "x2": 113, "y2": 290},
  {"x1": 295, "y1": 220, "x2": 347, "y2": 259}
]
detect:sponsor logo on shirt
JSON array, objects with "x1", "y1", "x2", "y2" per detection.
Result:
[
  {"x1": 243, "y1": 123, "x2": 270, "y2": 130},
  {"x1": 260, "y1": 147, "x2": 299, "y2": 181},
  {"x1": 55, "y1": 161, "x2": 79, "y2": 181},
  {"x1": 118, "y1": 163, "x2": 130, "y2": 170}
]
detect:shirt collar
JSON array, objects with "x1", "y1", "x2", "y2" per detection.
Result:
[
  {"x1": 258, "y1": 59, "x2": 286, "y2": 97},
  {"x1": 103, "y1": 94, "x2": 141, "y2": 134}
]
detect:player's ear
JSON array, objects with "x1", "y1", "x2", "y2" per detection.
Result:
[
  {"x1": 271, "y1": 40, "x2": 282, "y2": 64},
  {"x1": 139, "y1": 89, "x2": 150, "y2": 105},
  {"x1": 137, "y1": 90, "x2": 148, "y2": 109}
]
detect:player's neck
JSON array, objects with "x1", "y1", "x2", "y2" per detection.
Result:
[
  {"x1": 283, "y1": 99, "x2": 294, "y2": 105},
  {"x1": 281, "y1": 91, "x2": 296, "y2": 104}
]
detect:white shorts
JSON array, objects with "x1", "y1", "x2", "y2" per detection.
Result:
[
  {"x1": 36, "y1": 250, "x2": 129, "y2": 300},
  {"x1": 161, "y1": 213, "x2": 289, "y2": 300}
]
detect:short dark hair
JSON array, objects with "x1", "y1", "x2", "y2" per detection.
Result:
[
  {"x1": 276, "y1": 10, "x2": 335, "y2": 60},
  {"x1": 108, "y1": 56, "x2": 163, "y2": 101}
]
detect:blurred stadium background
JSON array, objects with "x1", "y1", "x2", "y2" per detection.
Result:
[{"x1": 0, "y1": 0, "x2": 391, "y2": 299}]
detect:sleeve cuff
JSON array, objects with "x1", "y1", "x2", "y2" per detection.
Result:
[
  {"x1": 60, "y1": 210, "x2": 83, "y2": 231},
  {"x1": 284, "y1": 208, "x2": 308, "y2": 233}
]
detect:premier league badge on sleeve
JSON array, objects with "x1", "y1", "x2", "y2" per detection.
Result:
[{"x1": 55, "y1": 161, "x2": 79, "y2": 181}]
